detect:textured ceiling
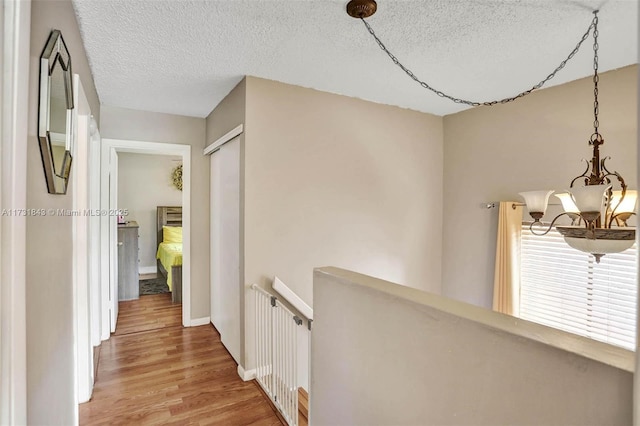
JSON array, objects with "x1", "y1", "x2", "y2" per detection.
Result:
[{"x1": 72, "y1": 0, "x2": 638, "y2": 118}]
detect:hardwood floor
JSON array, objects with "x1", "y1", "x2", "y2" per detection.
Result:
[
  {"x1": 115, "y1": 294, "x2": 182, "y2": 336},
  {"x1": 80, "y1": 294, "x2": 283, "y2": 425}
]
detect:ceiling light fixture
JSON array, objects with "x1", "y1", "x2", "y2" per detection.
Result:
[
  {"x1": 346, "y1": 0, "x2": 377, "y2": 19},
  {"x1": 347, "y1": 3, "x2": 636, "y2": 261},
  {"x1": 518, "y1": 10, "x2": 636, "y2": 262}
]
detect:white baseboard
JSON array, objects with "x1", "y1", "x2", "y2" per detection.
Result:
[
  {"x1": 139, "y1": 266, "x2": 157, "y2": 274},
  {"x1": 237, "y1": 365, "x2": 256, "y2": 381},
  {"x1": 190, "y1": 316, "x2": 210, "y2": 327}
]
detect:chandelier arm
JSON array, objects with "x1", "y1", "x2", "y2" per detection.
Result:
[
  {"x1": 612, "y1": 211, "x2": 635, "y2": 227},
  {"x1": 358, "y1": 12, "x2": 597, "y2": 106},
  {"x1": 602, "y1": 173, "x2": 627, "y2": 227},
  {"x1": 602, "y1": 172, "x2": 626, "y2": 186},
  {"x1": 529, "y1": 213, "x2": 574, "y2": 236},
  {"x1": 600, "y1": 156, "x2": 610, "y2": 174},
  {"x1": 569, "y1": 159, "x2": 591, "y2": 188},
  {"x1": 602, "y1": 169, "x2": 626, "y2": 222},
  {"x1": 611, "y1": 211, "x2": 636, "y2": 221}
]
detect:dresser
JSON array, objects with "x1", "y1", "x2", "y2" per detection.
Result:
[{"x1": 118, "y1": 221, "x2": 139, "y2": 301}]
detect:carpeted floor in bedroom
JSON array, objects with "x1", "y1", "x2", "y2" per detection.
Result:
[{"x1": 139, "y1": 276, "x2": 170, "y2": 295}]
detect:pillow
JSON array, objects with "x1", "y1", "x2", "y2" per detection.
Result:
[{"x1": 163, "y1": 226, "x2": 182, "y2": 243}]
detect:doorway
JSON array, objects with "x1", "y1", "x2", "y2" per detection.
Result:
[
  {"x1": 99, "y1": 139, "x2": 192, "y2": 336},
  {"x1": 116, "y1": 153, "x2": 184, "y2": 335}
]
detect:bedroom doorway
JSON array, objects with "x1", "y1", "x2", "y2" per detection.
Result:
[
  {"x1": 115, "y1": 154, "x2": 183, "y2": 335},
  {"x1": 98, "y1": 139, "x2": 192, "y2": 333}
]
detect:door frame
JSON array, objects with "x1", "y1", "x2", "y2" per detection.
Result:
[
  {"x1": 108, "y1": 149, "x2": 118, "y2": 332},
  {"x1": 99, "y1": 139, "x2": 192, "y2": 330},
  {"x1": 0, "y1": 0, "x2": 30, "y2": 423},
  {"x1": 72, "y1": 74, "x2": 94, "y2": 404},
  {"x1": 89, "y1": 124, "x2": 101, "y2": 347}
]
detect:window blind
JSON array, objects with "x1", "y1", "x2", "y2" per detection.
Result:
[{"x1": 520, "y1": 225, "x2": 637, "y2": 350}]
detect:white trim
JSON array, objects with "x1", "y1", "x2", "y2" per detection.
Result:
[
  {"x1": 138, "y1": 266, "x2": 158, "y2": 275},
  {"x1": 100, "y1": 139, "x2": 192, "y2": 327},
  {"x1": 237, "y1": 365, "x2": 256, "y2": 382},
  {"x1": 0, "y1": 1, "x2": 29, "y2": 424},
  {"x1": 635, "y1": 56, "x2": 640, "y2": 426},
  {"x1": 203, "y1": 124, "x2": 243, "y2": 155},
  {"x1": 99, "y1": 141, "x2": 111, "y2": 340},
  {"x1": 190, "y1": 317, "x2": 211, "y2": 327},
  {"x1": 88, "y1": 126, "x2": 101, "y2": 347},
  {"x1": 273, "y1": 276, "x2": 313, "y2": 320},
  {"x1": 109, "y1": 149, "x2": 118, "y2": 333},
  {"x1": 72, "y1": 75, "x2": 93, "y2": 405}
]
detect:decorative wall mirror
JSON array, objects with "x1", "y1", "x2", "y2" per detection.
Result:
[{"x1": 38, "y1": 29, "x2": 74, "y2": 194}]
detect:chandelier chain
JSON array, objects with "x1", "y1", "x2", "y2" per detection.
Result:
[
  {"x1": 592, "y1": 12, "x2": 600, "y2": 139},
  {"x1": 360, "y1": 11, "x2": 598, "y2": 107}
]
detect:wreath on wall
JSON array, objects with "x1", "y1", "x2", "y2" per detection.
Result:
[{"x1": 171, "y1": 164, "x2": 183, "y2": 191}]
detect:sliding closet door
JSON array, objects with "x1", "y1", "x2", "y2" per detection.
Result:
[{"x1": 210, "y1": 137, "x2": 241, "y2": 364}]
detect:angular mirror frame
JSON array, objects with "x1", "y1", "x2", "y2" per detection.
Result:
[{"x1": 38, "y1": 29, "x2": 74, "y2": 194}]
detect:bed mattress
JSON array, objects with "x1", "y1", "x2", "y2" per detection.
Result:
[{"x1": 156, "y1": 242, "x2": 182, "y2": 290}]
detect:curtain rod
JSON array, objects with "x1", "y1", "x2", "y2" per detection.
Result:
[{"x1": 485, "y1": 202, "x2": 561, "y2": 209}]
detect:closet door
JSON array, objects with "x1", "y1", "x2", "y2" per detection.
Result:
[{"x1": 210, "y1": 137, "x2": 241, "y2": 364}]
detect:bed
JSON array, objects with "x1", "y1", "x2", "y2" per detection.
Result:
[{"x1": 156, "y1": 206, "x2": 183, "y2": 303}]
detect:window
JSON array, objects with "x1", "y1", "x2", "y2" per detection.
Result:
[{"x1": 520, "y1": 225, "x2": 637, "y2": 350}]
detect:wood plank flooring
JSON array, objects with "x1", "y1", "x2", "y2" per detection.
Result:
[
  {"x1": 115, "y1": 294, "x2": 182, "y2": 336},
  {"x1": 298, "y1": 388, "x2": 309, "y2": 426},
  {"x1": 80, "y1": 294, "x2": 283, "y2": 425}
]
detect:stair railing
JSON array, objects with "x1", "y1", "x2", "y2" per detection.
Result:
[{"x1": 253, "y1": 284, "x2": 308, "y2": 426}]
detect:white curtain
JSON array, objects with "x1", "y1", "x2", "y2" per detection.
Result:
[{"x1": 492, "y1": 201, "x2": 523, "y2": 316}]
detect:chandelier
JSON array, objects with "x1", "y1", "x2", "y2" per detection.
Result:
[
  {"x1": 347, "y1": 2, "x2": 636, "y2": 261},
  {"x1": 517, "y1": 11, "x2": 636, "y2": 262}
]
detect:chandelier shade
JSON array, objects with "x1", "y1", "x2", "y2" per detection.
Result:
[
  {"x1": 611, "y1": 190, "x2": 638, "y2": 216},
  {"x1": 569, "y1": 185, "x2": 609, "y2": 214},
  {"x1": 563, "y1": 235, "x2": 635, "y2": 256},
  {"x1": 555, "y1": 193, "x2": 580, "y2": 214},
  {"x1": 559, "y1": 231, "x2": 635, "y2": 263},
  {"x1": 518, "y1": 190, "x2": 554, "y2": 218}
]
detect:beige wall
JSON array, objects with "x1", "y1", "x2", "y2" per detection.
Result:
[
  {"x1": 205, "y1": 77, "x2": 444, "y2": 369},
  {"x1": 245, "y1": 76, "x2": 444, "y2": 301},
  {"x1": 242, "y1": 77, "x2": 444, "y2": 370},
  {"x1": 117, "y1": 153, "x2": 182, "y2": 270},
  {"x1": 100, "y1": 105, "x2": 209, "y2": 319},
  {"x1": 205, "y1": 77, "x2": 246, "y2": 147},
  {"x1": 26, "y1": 1, "x2": 100, "y2": 424},
  {"x1": 312, "y1": 267, "x2": 633, "y2": 426},
  {"x1": 442, "y1": 65, "x2": 638, "y2": 308}
]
